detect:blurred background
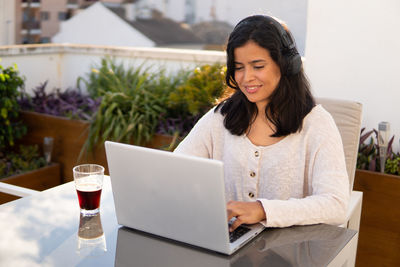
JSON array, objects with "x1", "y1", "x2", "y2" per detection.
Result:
[{"x1": 1, "y1": 0, "x2": 399, "y2": 151}]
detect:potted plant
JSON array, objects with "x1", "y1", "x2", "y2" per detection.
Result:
[
  {"x1": 353, "y1": 127, "x2": 400, "y2": 266},
  {"x1": 16, "y1": 58, "x2": 227, "y2": 182},
  {"x1": 0, "y1": 62, "x2": 61, "y2": 204},
  {"x1": 17, "y1": 80, "x2": 100, "y2": 183},
  {"x1": 81, "y1": 59, "x2": 223, "y2": 143},
  {"x1": 78, "y1": 58, "x2": 227, "y2": 167}
]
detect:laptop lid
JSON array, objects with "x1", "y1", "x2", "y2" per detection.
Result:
[{"x1": 105, "y1": 141, "x2": 232, "y2": 254}]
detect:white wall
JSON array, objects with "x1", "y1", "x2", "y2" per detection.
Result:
[
  {"x1": 0, "y1": 0, "x2": 16, "y2": 45},
  {"x1": 52, "y1": 2, "x2": 155, "y2": 47},
  {"x1": 305, "y1": 0, "x2": 400, "y2": 151}
]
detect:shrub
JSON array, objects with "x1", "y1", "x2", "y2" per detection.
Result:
[
  {"x1": 78, "y1": 58, "x2": 171, "y2": 154},
  {"x1": 167, "y1": 63, "x2": 227, "y2": 116},
  {"x1": 0, "y1": 61, "x2": 48, "y2": 179},
  {"x1": 0, "y1": 145, "x2": 46, "y2": 179},
  {"x1": 78, "y1": 58, "x2": 228, "y2": 153},
  {"x1": 0, "y1": 62, "x2": 26, "y2": 150}
]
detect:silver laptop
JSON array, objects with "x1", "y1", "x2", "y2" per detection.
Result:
[{"x1": 105, "y1": 141, "x2": 266, "y2": 255}]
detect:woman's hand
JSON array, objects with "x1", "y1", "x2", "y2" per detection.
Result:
[{"x1": 226, "y1": 200, "x2": 266, "y2": 232}]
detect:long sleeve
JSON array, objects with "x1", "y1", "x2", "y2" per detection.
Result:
[{"x1": 258, "y1": 107, "x2": 349, "y2": 227}]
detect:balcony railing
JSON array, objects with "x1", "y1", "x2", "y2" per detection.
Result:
[
  {"x1": 67, "y1": 0, "x2": 79, "y2": 9},
  {"x1": 22, "y1": 20, "x2": 41, "y2": 30},
  {"x1": 21, "y1": 0, "x2": 41, "y2": 8},
  {"x1": 21, "y1": 20, "x2": 41, "y2": 36}
]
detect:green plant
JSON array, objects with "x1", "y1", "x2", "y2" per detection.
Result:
[
  {"x1": 357, "y1": 127, "x2": 398, "y2": 175},
  {"x1": 79, "y1": 58, "x2": 173, "y2": 155},
  {"x1": 0, "y1": 145, "x2": 46, "y2": 179},
  {"x1": 0, "y1": 61, "x2": 26, "y2": 150},
  {"x1": 386, "y1": 156, "x2": 400, "y2": 175},
  {"x1": 167, "y1": 63, "x2": 227, "y2": 116},
  {"x1": 157, "y1": 63, "x2": 228, "y2": 139},
  {"x1": 78, "y1": 58, "x2": 228, "y2": 155}
]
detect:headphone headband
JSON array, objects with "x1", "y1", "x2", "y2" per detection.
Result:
[
  {"x1": 233, "y1": 15, "x2": 302, "y2": 75},
  {"x1": 263, "y1": 16, "x2": 296, "y2": 51}
]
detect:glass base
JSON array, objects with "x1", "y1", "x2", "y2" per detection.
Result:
[{"x1": 80, "y1": 208, "x2": 99, "y2": 216}]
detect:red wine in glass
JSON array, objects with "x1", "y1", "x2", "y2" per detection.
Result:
[{"x1": 76, "y1": 183, "x2": 102, "y2": 212}]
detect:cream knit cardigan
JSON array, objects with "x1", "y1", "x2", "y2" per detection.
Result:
[{"x1": 174, "y1": 105, "x2": 349, "y2": 228}]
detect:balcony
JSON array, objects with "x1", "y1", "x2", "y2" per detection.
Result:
[
  {"x1": 21, "y1": 0, "x2": 41, "y2": 8},
  {"x1": 67, "y1": 0, "x2": 79, "y2": 9},
  {"x1": 21, "y1": 20, "x2": 41, "y2": 35}
]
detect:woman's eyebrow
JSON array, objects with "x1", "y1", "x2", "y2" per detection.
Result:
[
  {"x1": 250, "y1": 59, "x2": 267, "y2": 64},
  {"x1": 234, "y1": 59, "x2": 266, "y2": 65}
]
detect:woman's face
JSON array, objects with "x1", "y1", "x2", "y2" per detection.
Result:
[{"x1": 233, "y1": 40, "x2": 281, "y2": 110}]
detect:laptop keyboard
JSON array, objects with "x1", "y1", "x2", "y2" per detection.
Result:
[{"x1": 229, "y1": 225, "x2": 251, "y2": 243}]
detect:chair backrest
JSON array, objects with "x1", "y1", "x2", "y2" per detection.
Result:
[{"x1": 316, "y1": 98, "x2": 363, "y2": 191}]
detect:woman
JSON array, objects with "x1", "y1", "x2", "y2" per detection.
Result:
[{"x1": 174, "y1": 15, "x2": 349, "y2": 231}]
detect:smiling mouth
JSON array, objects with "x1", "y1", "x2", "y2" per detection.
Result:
[{"x1": 244, "y1": 85, "x2": 261, "y2": 93}]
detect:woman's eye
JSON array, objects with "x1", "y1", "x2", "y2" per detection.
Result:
[
  {"x1": 254, "y1": 65, "x2": 264, "y2": 69},
  {"x1": 235, "y1": 66, "x2": 244, "y2": 71}
]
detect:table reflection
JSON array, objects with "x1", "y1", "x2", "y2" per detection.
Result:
[
  {"x1": 115, "y1": 224, "x2": 354, "y2": 267},
  {"x1": 77, "y1": 213, "x2": 107, "y2": 256}
]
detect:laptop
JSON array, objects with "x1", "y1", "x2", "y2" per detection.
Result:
[{"x1": 105, "y1": 141, "x2": 266, "y2": 255}]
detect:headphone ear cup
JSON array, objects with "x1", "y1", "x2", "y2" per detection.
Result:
[{"x1": 284, "y1": 50, "x2": 302, "y2": 75}]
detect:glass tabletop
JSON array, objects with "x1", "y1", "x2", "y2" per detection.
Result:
[{"x1": 0, "y1": 177, "x2": 356, "y2": 267}]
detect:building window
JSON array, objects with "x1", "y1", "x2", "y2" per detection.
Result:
[
  {"x1": 40, "y1": 37, "x2": 51, "y2": 43},
  {"x1": 58, "y1": 12, "x2": 67, "y2": 21},
  {"x1": 41, "y1": 11, "x2": 49, "y2": 21},
  {"x1": 184, "y1": 0, "x2": 196, "y2": 24}
]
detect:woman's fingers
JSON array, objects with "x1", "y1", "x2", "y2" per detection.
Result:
[
  {"x1": 226, "y1": 200, "x2": 238, "y2": 221},
  {"x1": 229, "y1": 217, "x2": 243, "y2": 232},
  {"x1": 226, "y1": 201, "x2": 266, "y2": 231}
]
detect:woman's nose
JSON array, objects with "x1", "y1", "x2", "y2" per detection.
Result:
[{"x1": 243, "y1": 68, "x2": 255, "y2": 82}]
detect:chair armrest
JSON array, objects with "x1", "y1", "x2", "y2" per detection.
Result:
[
  {"x1": 0, "y1": 182, "x2": 39, "y2": 198},
  {"x1": 345, "y1": 191, "x2": 363, "y2": 231}
]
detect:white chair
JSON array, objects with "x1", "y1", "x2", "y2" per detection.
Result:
[
  {"x1": 316, "y1": 98, "x2": 363, "y2": 266},
  {"x1": 316, "y1": 98, "x2": 363, "y2": 231}
]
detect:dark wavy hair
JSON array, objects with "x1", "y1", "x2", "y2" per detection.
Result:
[{"x1": 216, "y1": 15, "x2": 315, "y2": 137}]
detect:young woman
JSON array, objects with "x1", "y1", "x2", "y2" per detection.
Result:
[{"x1": 174, "y1": 15, "x2": 349, "y2": 231}]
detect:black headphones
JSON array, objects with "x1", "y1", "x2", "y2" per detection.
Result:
[
  {"x1": 263, "y1": 16, "x2": 302, "y2": 76},
  {"x1": 234, "y1": 15, "x2": 302, "y2": 76}
]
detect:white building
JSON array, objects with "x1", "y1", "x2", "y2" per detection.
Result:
[
  {"x1": 0, "y1": 0, "x2": 16, "y2": 45},
  {"x1": 52, "y1": 2, "x2": 204, "y2": 49}
]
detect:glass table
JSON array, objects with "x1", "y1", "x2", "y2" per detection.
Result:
[{"x1": 0, "y1": 177, "x2": 358, "y2": 266}]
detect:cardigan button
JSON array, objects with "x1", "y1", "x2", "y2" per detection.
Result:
[
  {"x1": 250, "y1": 171, "x2": 256, "y2": 177},
  {"x1": 254, "y1": 151, "x2": 259, "y2": 157},
  {"x1": 248, "y1": 192, "x2": 255, "y2": 198}
]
